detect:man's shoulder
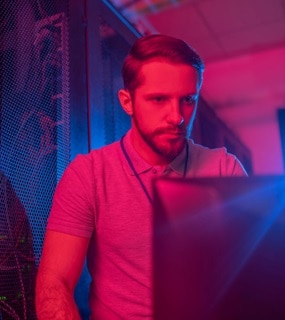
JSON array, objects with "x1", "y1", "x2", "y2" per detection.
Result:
[
  {"x1": 73, "y1": 140, "x2": 120, "y2": 162},
  {"x1": 67, "y1": 139, "x2": 122, "y2": 176},
  {"x1": 188, "y1": 139, "x2": 227, "y2": 157},
  {"x1": 89, "y1": 139, "x2": 121, "y2": 162},
  {"x1": 188, "y1": 139, "x2": 247, "y2": 176}
]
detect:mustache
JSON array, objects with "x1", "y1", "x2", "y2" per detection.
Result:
[{"x1": 154, "y1": 126, "x2": 186, "y2": 135}]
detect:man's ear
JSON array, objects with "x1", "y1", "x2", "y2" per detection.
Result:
[{"x1": 118, "y1": 89, "x2": 133, "y2": 116}]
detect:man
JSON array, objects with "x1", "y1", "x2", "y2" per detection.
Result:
[{"x1": 36, "y1": 34, "x2": 246, "y2": 319}]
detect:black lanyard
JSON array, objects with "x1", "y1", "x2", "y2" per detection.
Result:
[{"x1": 120, "y1": 135, "x2": 189, "y2": 205}]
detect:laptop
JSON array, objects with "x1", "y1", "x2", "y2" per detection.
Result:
[{"x1": 153, "y1": 176, "x2": 285, "y2": 320}]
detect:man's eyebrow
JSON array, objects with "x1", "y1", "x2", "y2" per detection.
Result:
[
  {"x1": 144, "y1": 92, "x2": 169, "y2": 95},
  {"x1": 143, "y1": 93, "x2": 170, "y2": 98},
  {"x1": 177, "y1": 93, "x2": 199, "y2": 101},
  {"x1": 184, "y1": 93, "x2": 199, "y2": 98},
  {"x1": 144, "y1": 92, "x2": 198, "y2": 97}
]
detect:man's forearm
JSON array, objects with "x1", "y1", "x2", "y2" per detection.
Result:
[{"x1": 36, "y1": 276, "x2": 81, "y2": 320}]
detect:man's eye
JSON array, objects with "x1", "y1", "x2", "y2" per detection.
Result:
[
  {"x1": 152, "y1": 96, "x2": 166, "y2": 103},
  {"x1": 182, "y1": 96, "x2": 197, "y2": 104}
]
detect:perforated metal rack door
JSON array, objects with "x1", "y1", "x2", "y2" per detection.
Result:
[
  {"x1": 0, "y1": 1, "x2": 70, "y2": 319},
  {"x1": 86, "y1": 0, "x2": 140, "y2": 151}
]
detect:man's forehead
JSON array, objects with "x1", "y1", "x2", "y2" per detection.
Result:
[
  {"x1": 140, "y1": 59, "x2": 197, "y2": 71},
  {"x1": 138, "y1": 61, "x2": 199, "y2": 86}
]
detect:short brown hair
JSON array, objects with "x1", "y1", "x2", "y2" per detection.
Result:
[{"x1": 122, "y1": 34, "x2": 204, "y2": 94}]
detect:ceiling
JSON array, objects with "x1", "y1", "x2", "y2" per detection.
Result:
[
  {"x1": 112, "y1": 0, "x2": 285, "y2": 173},
  {"x1": 114, "y1": 0, "x2": 285, "y2": 61},
  {"x1": 142, "y1": 0, "x2": 285, "y2": 111}
]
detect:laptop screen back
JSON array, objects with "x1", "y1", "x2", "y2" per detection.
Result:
[{"x1": 153, "y1": 176, "x2": 285, "y2": 320}]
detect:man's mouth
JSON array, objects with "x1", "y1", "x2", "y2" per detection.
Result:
[{"x1": 164, "y1": 129, "x2": 185, "y2": 136}]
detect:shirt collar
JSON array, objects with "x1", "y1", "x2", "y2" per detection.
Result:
[
  {"x1": 168, "y1": 143, "x2": 188, "y2": 176},
  {"x1": 121, "y1": 131, "x2": 153, "y2": 175}
]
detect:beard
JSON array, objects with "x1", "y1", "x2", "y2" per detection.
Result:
[{"x1": 133, "y1": 115, "x2": 194, "y2": 163}]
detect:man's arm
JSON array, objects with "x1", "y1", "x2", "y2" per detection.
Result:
[{"x1": 36, "y1": 230, "x2": 90, "y2": 320}]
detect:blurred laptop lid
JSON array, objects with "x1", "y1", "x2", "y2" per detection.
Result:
[{"x1": 153, "y1": 176, "x2": 285, "y2": 320}]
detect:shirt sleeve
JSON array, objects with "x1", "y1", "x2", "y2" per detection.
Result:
[
  {"x1": 188, "y1": 141, "x2": 248, "y2": 177},
  {"x1": 221, "y1": 148, "x2": 248, "y2": 176},
  {"x1": 47, "y1": 154, "x2": 96, "y2": 238}
]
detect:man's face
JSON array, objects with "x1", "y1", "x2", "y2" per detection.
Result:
[{"x1": 120, "y1": 61, "x2": 200, "y2": 164}]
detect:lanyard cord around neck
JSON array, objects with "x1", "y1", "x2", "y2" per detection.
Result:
[{"x1": 120, "y1": 135, "x2": 189, "y2": 206}]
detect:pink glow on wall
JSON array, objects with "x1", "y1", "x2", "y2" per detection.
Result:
[{"x1": 201, "y1": 46, "x2": 285, "y2": 175}]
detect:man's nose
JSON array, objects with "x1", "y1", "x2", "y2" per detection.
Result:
[{"x1": 166, "y1": 101, "x2": 184, "y2": 126}]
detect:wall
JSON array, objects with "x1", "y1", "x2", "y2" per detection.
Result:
[{"x1": 201, "y1": 45, "x2": 285, "y2": 175}]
